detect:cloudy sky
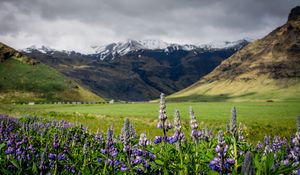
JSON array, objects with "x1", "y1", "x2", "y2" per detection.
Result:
[{"x1": 0, "y1": 0, "x2": 298, "y2": 53}]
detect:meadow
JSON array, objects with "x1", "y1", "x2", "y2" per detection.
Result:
[
  {"x1": 1, "y1": 95, "x2": 300, "y2": 174},
  {"x1": 1, "y1": 100, "x2": 299, "y2": 142}
]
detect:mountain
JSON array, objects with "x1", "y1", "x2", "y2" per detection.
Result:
[
  {"x1": 22, "y1": 40, "x2": 249, "y2": 101},
  {"x1": 0, "y1": 42, "x2": 103, "y2": 103},
  {"x1": 169, "y1": 6, "x2": 300, "y2": 102},
  {"x1": 91, "y1": 39, "x2": 248, "y2": 60}
]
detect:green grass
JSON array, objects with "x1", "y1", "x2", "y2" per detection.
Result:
[
  {"x1": 1, "y1": 101, "x2": 300, "y2": 142},
  {"x1": 0, "y1": 57, "x2": 102, "y2": 103}
]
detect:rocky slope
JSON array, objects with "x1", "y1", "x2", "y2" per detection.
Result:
[
  {"x1": 23, "y1": 40, "x2": 248, "y2": 101},
  {"x1": 169, "y1": 6, "x2": 300, "y2": 102}
]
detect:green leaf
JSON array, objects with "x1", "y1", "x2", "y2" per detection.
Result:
[
  {"x1": 32, "y1": 162, "x2": 38, "y2": 174},
  {"x1": 155, "y1": 159, "x2": 164, "y2": 166},
  {"x1": 0, "y1": 143, "x2": 6, "y2": 150},
  {"x1": 10, "y1": 159, "x2": 21, "y2": 170}
]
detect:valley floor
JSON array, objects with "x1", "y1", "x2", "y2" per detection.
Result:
[{"x1": 1, "y1": 101, "x2": 300, "y2": 142}]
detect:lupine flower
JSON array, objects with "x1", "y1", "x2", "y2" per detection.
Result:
[
  {"x1": 189, "y1": 106, "x2": 199, "y2": 142},
  {"x1": 48, "y1": 153, "x2": 56, "y2": 160},
  {"x1": 256, "y1": 141, "x2": 263, "y2": 150},
  {"x1": 121, "y1": 164, "x2": 128, "y2": 171},
  {"x1": 242, "y1": 152, "x2": 255, "y2": 175},
  {"x1": 156, "y1": 93, "x2": 169, "y2": 142},
  {"x1": 83, "y1": 138, "x2": 89, "y2": 155},
  {"x1": 5, "y1": 147, "x2": 14, "y2": 155},
  {"x1": 139, "y1": 133, "x2": 149, "y2": 147},
  {"x1": 95, "y1": 129, "x2": 103, "y2": 142},
  {"x1": 169, "y1": 110, "x2": 186, "y2": 145},
  {"x1": 230, "y1": 107, "x2": 237, "y2": 136},
  {"x1": 120, "y1": 118, "x2": 132, "y2": 151},
  {"x1": 129, "y1": 123, "x2": 137, "y2": 139},
  {"x1": 209, "y1": 130, "x2": 234, "y2": 174},
  {"x1": 263, "y1": 135, "x2": 273, "y2": 155},
  {"x1": 105, "y1": 126, "x2": 118, "y2": 158},
  {"x1": 238, "y1": 123, "x2": 245, "y2": 142},
  {"x1": 154, "y1": 136, "x2": 162, "y2": 144},
  {"x1": 58, "y1": 153, "x2": 66, "y2": 161},
  {"x1": 53, "y1": 134, "x2": 60, "y2": 150},
  {"x1": 291, "y1": 131, "x2": 300, "y2": 161}
]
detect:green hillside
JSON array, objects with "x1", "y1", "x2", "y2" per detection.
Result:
[
  {"x1": 0, "y1": 43, "x2": 103, "y2": 103},
  {"x1": 168, "y1": 8, "x2": 300, "y2": 102}
]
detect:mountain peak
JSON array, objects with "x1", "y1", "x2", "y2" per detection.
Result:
[
  {"x1": 288, "y1": 6, "x2": 300, "y2": 22},
  {"x1": 23, "y1": 45, "x2": 54, "y2": 54},
  {"x1": 92, "y1": 39, "x2": 249, "y2": 60}
]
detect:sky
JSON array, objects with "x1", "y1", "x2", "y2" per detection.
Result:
[{"x1": 0, "y1": 0, "x2": 298, "y2": 53}]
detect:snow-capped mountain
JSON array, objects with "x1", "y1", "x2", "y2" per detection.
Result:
[
  {"x1": 23, "y1": 45, "x2": 55, "y2": 54},
  {"x1": 22, "y1": 39, "x2": 249, "y2": 101},
  {"x1": 22, "y1": 45, "x2": 74, "y2": 55},
  {"x1": 22, "y1": 39, "x2": 250, "y2": 61},
  {"x1": 92, "y1": 39, "x2": 196, "y2": 60},
  {"x1": 199, "y1": 39, "x2": 251, "y2": 50},
  {"x1": 92, "y1": 39, "x2": 249, "y2": 60}
]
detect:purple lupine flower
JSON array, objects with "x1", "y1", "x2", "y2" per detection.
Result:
[
  {"x1": 129, "y1": 123, "x2": 137, "y2": 139},
  {"x1": 156, "y1": 93, "x2": 170, "y2": 142},
  {"x1": 105, "y1": 126, "x2": 118, "y2": 159},
  {"x1": 238, "y1": 123, "x2": 245, "y2": 142},
  {"x1": 95, "y1": 129, "x2": 103, "y2": 143},
  {"x1": 272, "y1": 136, "x2": 284, "y2": 151},
  {"x1": 97, "y1": 157, "x2": 102, "y2": 162},
  {"x1": 139, "y1": 133, "x2": 149, "y2": 147},
  {"x1": 5, "y1": 147, "x2": 14, "y2": 154},
  {"x1": 209, "y1": 130, "x2": 234, "y2": 174},
  {"x1": 58, "y1": 153, "x2": 66, "y2": 161},
  {"x1": 156, "y1": 122, "x2": 163, "y2": 129},
  {"x1": 132, "y1": 156, "x2": 143, "y2": 165},
  {"x1": 167, "y1": 122, "x2": 172, "y2": 130},
  {"x1": 120, "y1": 118, "x2": 132, "y2": 152},
  {"x1": 256, "y1": 141, "x2": 263, "y2": 150},
  {"x1": 189, "y1": 106, "x2": 199, "y2": 142},
  {"x1": 136, "y1": 168, "x2": 144, "y2": 174},
  {"x1": 48, "y1": 153, "x2": 56, "y2": 160},
  {"x1": 114, "y1": 160, "x2": 121, "y2": 166},
  {"x1": 241, "y1": 152, "x2": 255, "y2": 175},
  {"x1": 16, "y1": 147, "x2": 23, "y2": 155},
  {"x1": 53, "y1": 134, "x2": 60, "y2": 150},
  {"x1": 121, "y1": 164, "x2": 128, "y2": 171},
  {"x1": 291, "y1": 131, "x2": 300, "y2": 161},
  {"x1": 169, "y1": 110, "x2": 186, "y2": 145},
  {"x1": 264, "y1": 135, "x2": 270, "y2": 146},
  {"x1": 154, "y1": 136, "x2": 162, "y2": 144}
]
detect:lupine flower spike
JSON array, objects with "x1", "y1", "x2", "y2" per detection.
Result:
[
  {"x1": 155, "y1": 93, "x2": 170, "y2": 143},
  {"x1": 230, "y1": 106, "x2": 237, "y2": 137},
  {"x1": 241, "y1": 152, "x2": 255, "y2": 175},
  {"x1": 189, "y1": 106, "x2": 199, "y2": 142},
  {"x1": 209, "y1": 130, "x2": 234, "y2": 174}
]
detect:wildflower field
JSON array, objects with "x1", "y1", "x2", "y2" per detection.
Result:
[
  {"x1": 1, "y1": 100, "x2": 299, "y2": 142},
  {"x1": 0, "y1": 94, "x2": 300, "y2": 174}
]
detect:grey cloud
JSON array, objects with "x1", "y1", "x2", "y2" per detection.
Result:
[{"x1": 0, "y1": 0, "x2": 298, "y2": 52}]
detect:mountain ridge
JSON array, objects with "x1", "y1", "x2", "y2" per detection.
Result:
[{"x1": 22, "y1": 40, "x2": 249, "y2": 101}]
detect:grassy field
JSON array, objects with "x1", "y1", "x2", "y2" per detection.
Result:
[
  {"x1": 0, "y1": 57, "x2": 102, "y2": 103},
  {"x1": 1, "y1": 101, "x2": 300, "y2": 142}
]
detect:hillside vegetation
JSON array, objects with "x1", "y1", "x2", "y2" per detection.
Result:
[
  {"x1": 169, "y1": 7, "x2": 300, "y2": 102},
  {"x1": 0, "y1": 43, "x2": 103, "y2": 103}
]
